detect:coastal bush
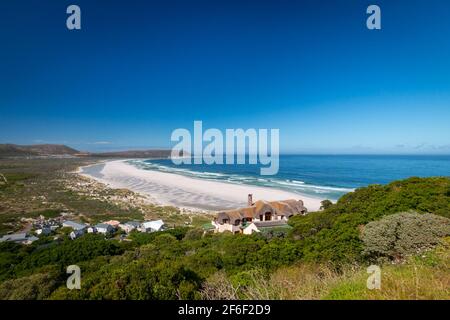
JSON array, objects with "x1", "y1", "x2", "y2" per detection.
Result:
[
  {"x1": 183, "y1": 228, "x2": 204, "y2": 241},
  {"x1": 128, "y1": 227, "x2": 189, "y2": 246},
  {"x1": 289, "y1": 177, "x2": 450, "y2": 262},
  {"x1": 1, "y1": 177, "x2": 450, "y2": 299},
  {"x1": 11, "y1": 234, "x2": 124, "y2": 279},
  {"x1": 325, "y1": 238, "x2": 450, "y2": 300},
  {"x1": 0, "y1": 242, "x2": 33, "y2": 281},
  {"x1": 202, "y1": 239, "x2": 450, "y2": 300},
  {"x1": 361, "y1": 212, "x2": 450, "y2": 261},
  {"x1": 320, "y1": 199, "x2": 333, "y2": 210},
  {"x1": 0, "y1": 272, "x2": 59, "y2": 300}
]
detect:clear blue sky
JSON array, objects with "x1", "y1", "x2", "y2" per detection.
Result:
[{"x1": 1, "y1": 0, "x2": 450, "y2": 154}]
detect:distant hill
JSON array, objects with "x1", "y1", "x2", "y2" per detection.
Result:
[
  {"x1": 0, "y1": 144, "x2": 175, "y2": 159},
  {"x1": 89, "y1": 149, "x2": 173, "y2": 158},
  {"x1": 0, "y1": 144, "x2": 80, "y2": 157}
]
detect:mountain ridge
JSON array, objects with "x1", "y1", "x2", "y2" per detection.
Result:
[{"x1": 0, "y1": 143, "x2": 172, "y2": 158}]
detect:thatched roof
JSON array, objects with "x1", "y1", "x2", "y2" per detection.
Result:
[
  {"x1": 216, "y1": 198, "x2": 307, "y2": 223},
  {"x1": 217, "y1": 210, "x2": 242, "y2": 224}
]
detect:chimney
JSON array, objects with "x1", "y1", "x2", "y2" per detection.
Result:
[{"x1": 248, "y1": 194, "x2": 253, "y2": 207}]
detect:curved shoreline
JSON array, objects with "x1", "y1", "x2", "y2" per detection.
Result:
[{"x1": 78, "y1": 160, "x2": 324, "y2": 212}]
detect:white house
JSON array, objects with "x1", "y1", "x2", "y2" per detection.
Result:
[
  {"x1": 87, "y1": 226, "x2": 97, "y2": 233},
  {"x1": 69, "y1": 229, "x2": 84, "y2": 240},
  {"x1": 36, "y1": 227, "x2": 52, "y2": 236},
  {"x1": 95, "y1": 223, "x2": 114, "y2": 235},
  {"x1": 140, "y1": 220, "x2": 165, "y2": 233},
  {"x1": 242, "y1": 220, "x2": 291, "y2": 235},
  {"x1": 119, "y1": 221, "x2": 140, "y2": 233}
]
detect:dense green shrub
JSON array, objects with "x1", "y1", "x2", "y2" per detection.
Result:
[
  {"x1": 7, "y1": 234, "x2": 124, "y2": 279},
  {"x1": 1, "y1": 177, "x2": 449, "y2": 299},
  {"x1": 0, "y1": 272, "x2": 59, "y2": 300},
  {"x1": 289, "y1": 177, "x2": 450, "y2": 262},
  {"x1": 183, "y1": 228, "x2": 204, "y2": 241},
  {"x1": 320, "y1": 200, "x2": 333, "y2": 210},
  {"x1": 362, "y1": 212, "x2": 450, "y2": 261}
]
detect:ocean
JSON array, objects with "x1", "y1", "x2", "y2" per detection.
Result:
[{"x1": 127, "y1": 155, "x2": 450, "y2": 201}]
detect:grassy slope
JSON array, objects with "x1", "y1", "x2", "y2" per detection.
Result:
[{"x1": 214, "y1": 237, "x2": 450, "y2": 300}]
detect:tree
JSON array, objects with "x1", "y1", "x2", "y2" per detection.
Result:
[
  {"x1": 320, "y1": 200, "x2": 333, "y2": 210},
  {"x1": 362, "y1": 212, "x2": 450, "y2": 261}
]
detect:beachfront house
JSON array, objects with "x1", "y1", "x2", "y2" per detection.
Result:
[
  {"x1": 0, "y1": 233, "x2": 39, "y2": 245},
  {"x1": 95, "y1": 223, "x2": 114, "y2": 235},
  {"x1": 119, "y1": 221, "x2": 141, "y2": 233},
  {"x1": 211, "y1": 194, "x2": 307, "y2": 234},
  {"x1": 140, "y1": 220, "x2": 165, "y2": 233}
]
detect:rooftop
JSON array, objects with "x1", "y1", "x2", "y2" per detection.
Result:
[
  {"x1": 95, "y1": 223, "x2": 113, "y2": 229},
  {"x1": 62, "y1": 220, "x2": 86, "y2": 230},
  {"x1": 253, "y1": 220, "x2": 290, "y2": 228}
]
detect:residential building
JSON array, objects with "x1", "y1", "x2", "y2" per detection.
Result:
[
  {"x1": 0, "y1": 233, "x2": 39, "y2": 245},
  {"x1": 140, "y1": 220, "x2": 165, "y2": 233},
  {"x1": 87, "y1": 226, "x2": 97, "y2": 233},
  {"x1": 35, "y1": 227, "x2": 52, "y2": 236},
  {"x1": 62, "y1": 220, "x2": 87, "y2": 231},
  {"x1": 70, "y1": 229, "x2": 84, "y2": 240},
  {"x1": 95, "y1": 223, "x2": 114, "y2": 234},
  {"x1": 212, "y1": 194, "x2": 307, "y2": 234},
  {"x1": 242, "y1": 220, "x2": 292, "y2": 235},
  {"x1": 103, "y1": 220, "x2": 121, "y2": 228},
  {"x1": 119, "y1": 221, "x2": 141, "y2": 233}
]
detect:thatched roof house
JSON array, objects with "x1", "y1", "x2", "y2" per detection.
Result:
[{"x1": 213, "y1": 194, "x2": 307, "y2": 234}]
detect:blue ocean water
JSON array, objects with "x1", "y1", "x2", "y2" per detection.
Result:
[{"x1": 127, "y1": 155, "x2": 450, "y2": 201}]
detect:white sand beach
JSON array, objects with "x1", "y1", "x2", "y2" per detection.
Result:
[{"x1": 79, "y1": 160, "x2": 323, "y2": 212}]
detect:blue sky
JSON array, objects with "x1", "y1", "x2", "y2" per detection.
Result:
[{"x1": 1, "y1": 0, "x2": 450, "y2": 154}]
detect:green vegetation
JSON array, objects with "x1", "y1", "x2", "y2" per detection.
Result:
[
  {"x1": 0, "y1": 158, "x2": 212, "y2": 233},
  {"x1": 320, "y1": 199, "x2": 333, "y2": 210},
  {"x1": 0, "y1": 172, "x2": 35, "y2": 192},
  {"x1": 362, "y1": 212, "x2": 450, "y2": 262},
  {"x1": 288, "y1": 177, "x2": 450, "y2": 262},
  {"x1": 0, "y1": 158, "x2": 449, "y2": 300}
]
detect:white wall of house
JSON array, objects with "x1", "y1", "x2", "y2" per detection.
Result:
[
  {"x1": 212, "y1": 221, "x2": 241, "y2": 233},
  {"x1": 36, "y1": 227, "x2": 51, "y2": 235},
  {"x1": 119, "y1": 224, "x2": 135, "y2": 233},
  {"x1": 141, "y1": 220, "x2": 164, "y2": 232},
  {"x1": 97, "y1": 227, "x2": 110, "y2": 234},
  {"x1": 243, "y1": 223, "x2": 260, "y2": 235}
]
